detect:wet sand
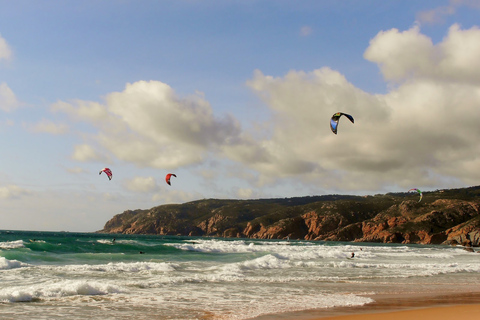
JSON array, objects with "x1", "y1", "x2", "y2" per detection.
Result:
[
  {"x1": 317, "y1": 291, "x2": 480, "y2": 319},
  {"x1": 318, "y1": 304, "x2": 480, "y2": 319},
  {"x1": 251, "y1": 291, "x2": 480, "y2": 320}
]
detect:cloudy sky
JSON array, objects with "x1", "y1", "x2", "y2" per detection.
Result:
[{"x1": 1, "y1": 0, "x2": 480, "y2": 232}]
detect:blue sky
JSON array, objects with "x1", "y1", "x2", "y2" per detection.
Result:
[{"x1": 1, "y1": 0, "x2": 480, "y2": 232}]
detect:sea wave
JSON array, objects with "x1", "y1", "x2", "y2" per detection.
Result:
[
  {"x1": 0, "y1": 280, "x2": 124, "y2": 302},
  {"x1": 166, "y1": 239, "x2": 260, "y2": 253},
  {"x1": 226, "y1": 254, "x2": 290, "y2": 272},
  {"x1": 0, "y1": 240, "x2": 25, "y2": 250},
  {"x1": 54, "y1": 261, "x2": 178, "y2": 273},
  {"x1": 0, "y1": 257, "x2": 27, "y2": 270}
]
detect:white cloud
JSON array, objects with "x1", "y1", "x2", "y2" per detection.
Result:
[
  {"x1": 364, "y1": 24, "x2": 480, "y2": 83},
  {"x1": 0, "y1": 82, "x2": 19, "y2": 112},
  {"x1": 237, "y1": 24, "x2": 480, "y2": 191},
  {"x1": 438, "y1": 24, "x2": 480, "y2": 81},
  {"x1": 363, "y1": 26, "x2": 434, "y2": 82},
  {"x1": 51, "y1": 25, "x2": 480, "y2": 193},
  {"x1": 55, "y1": 80, "x2": 242, "y2": 169},
  {"x1": 124, "y1": 176, "x2": 157, "y2": 193},
  {"x1": 51, "y1": 100, "x2": 110, "y2": 123},
  {"x1": 0, "y1": 185, "x2": 31, "y2": 199},
  {"x1": 0, "y1": 33, "x2": 12, "y2": 61},
  {"x1": 239, "y1": 67, "x2": 387, "y2": 181},
  {"x1": 72, "y1": 144, "x2": 107, "y2": 162},
  {"x1": 27, "y1": 119, "x2": 69, "y2": 134}
]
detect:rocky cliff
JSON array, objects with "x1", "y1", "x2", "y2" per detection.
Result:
[{"x1": 99, "y1": 186, "x2": 480, "y2": 246}]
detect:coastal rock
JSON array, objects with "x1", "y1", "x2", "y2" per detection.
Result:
[
  {"x1": 243, "y1": 222, "x2": 261, "y2": 237},
  {"x1": 303, "y1": 210, "x2": 344, "y2": 240},
  {"x1": 222, "y1": 227, "x2": 241, "y2": 238},
  {"x1": 99, "y1": 186, "x2": 480, "y2": 246},
  {"x1": 197, "y1": 213, "x2": 230, "y2": 235}
]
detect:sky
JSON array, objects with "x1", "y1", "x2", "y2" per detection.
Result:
[{"x1": 1, "y1": 0, "x2": 480, "y2": 232}]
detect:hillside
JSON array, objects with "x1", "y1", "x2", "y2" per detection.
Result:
[{"x1": 99, "y1": 186, "x2": 480, "y2": 246}]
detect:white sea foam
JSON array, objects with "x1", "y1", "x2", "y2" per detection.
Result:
[
  {"x1": 230, "y1": 254, "x2": 291, "y2": 271},
  {"x1": 0, "y1": 280, "x2": 124, "y2": 302},
  {"x1": 97, "y1": 239, "x2": 156, "y2": 246},
  {"x1": 168, "y1": 239, "x2": 261, "y2": 253},
  {"x1": 54, "y1": 261, "x2": 177, "y2": 273},
  {"x1": 96, "y1": 239, "x2": 115, "y2": 244},
  {"x1": 0, "y1": 257, "x2": 27, "y2": 270},
  {"x1": 0, "y1": 240, "x2": 25, "y2": 249}
]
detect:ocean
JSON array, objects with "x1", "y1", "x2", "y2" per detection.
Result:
[{"x1": 1, "y1": 230, "x2": 479, "y2": 320}]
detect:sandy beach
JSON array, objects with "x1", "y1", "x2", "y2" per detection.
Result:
[
  {"x1": 252, "y1": 291, "x2": 480, "y2": 320},
  {"x1": 318, "y1": 291, "x2": 480, "y2": 320},
  {"x1": 318, "y1": 304, "x2": 480, "y2": 320}
]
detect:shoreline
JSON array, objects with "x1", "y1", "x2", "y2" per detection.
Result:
[{"x1": 250, "y1": 290, "x2": 480, "y2": 320}]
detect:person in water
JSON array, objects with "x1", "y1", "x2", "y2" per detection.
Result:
[{"x1": 351, "y1": 252, "x2": 355, "y2": 258}]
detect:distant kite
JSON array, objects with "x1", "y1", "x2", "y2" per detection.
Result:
[
  {"x1": 165, "y1": 173, "x2": 176, "y2": 186},
  {"x1": 408, "y1": 188, "x2": 422, "y2": 202},
  {"x1": 330, "y1": 112, "x2": 354, "y2": 134},
  {"x1": 99, "y1": 168, "x2": 112, "y2": 180}
]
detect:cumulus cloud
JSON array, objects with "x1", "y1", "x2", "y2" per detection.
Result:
[
  {"x1": 0, "y1": 82, "x2": 19, "y2": 112},
  {"x1": 27, "y1": 119, "x2": 69, "y2": 134},
  {"x1": 52, "y1": 100, "x2": 109, "y2": 123},
  {"x1": 0, "y1": 33, "x2": 12, "y2": 61},
  {"x1": 364, "y1": 24, "x2": 480, "y2": 83},
  {"x1": 54, "y1": 80, "x2": 242, "y2": 169},
  {"x1": 237, "y1": 67, "x2": 388, "y2": 182},
  {"x1": 52, "y1": 24, "x2": 480, "y2": 193},
  {"x1": 72, "y1": 144, "x2": 107, "y2": 162},
  {"x1": 0, "y1": 185, "x2": 31, "y2": 199},
  {"x1": 237, "y1": 24, "x2": 480, "y2": 191}
]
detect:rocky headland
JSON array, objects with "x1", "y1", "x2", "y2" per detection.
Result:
[{"x1": 99, "y1": 186, "x2": 480, "y2": 246}]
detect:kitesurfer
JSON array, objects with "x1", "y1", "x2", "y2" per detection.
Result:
[
  {"x1": 166, "y1": 173, "x2": 176, "y2": 186},
  {"x1": 330, "y1": 112, "x2": 354, "y2": 134},
  {"x1": 99, "y1": 168, "x2": 113, "y2": 180}
]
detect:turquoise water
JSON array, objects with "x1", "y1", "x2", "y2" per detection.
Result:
[{"x1": 1, "y1": 230, "x2": 480, "y2": 319}]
